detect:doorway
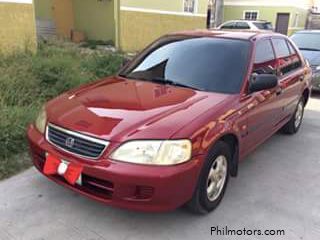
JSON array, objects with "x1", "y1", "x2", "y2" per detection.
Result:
[
  {"x1": 275, "y1": 13, "x2": 290, "y2": 35},
  {"x1": 52, "y1": 0, "x2": 74, "y2": 39}
]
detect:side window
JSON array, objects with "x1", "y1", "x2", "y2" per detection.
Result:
[
  {"x1": 236, "y1": 22, "x2": 250, "y2": 29},
  {"x1": 272, "y1": 38, "x2": 290, "y2": 58},
  {"x1": 220, "y1": 22, "x2": 236, "y2": 29},
  {"x1": 253, "y1": 39, "x2": 276, "y2": 75}
]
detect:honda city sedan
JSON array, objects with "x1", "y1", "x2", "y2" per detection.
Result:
[{"x1": 28, "y1": 30, "x2": 311, "y2": 214}]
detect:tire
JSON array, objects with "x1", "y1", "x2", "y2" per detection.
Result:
[
  {"x1": 281, "y1": 97, "x2": 305, "y2": 135},
  {"x1": 186, "y1": 141, "x2": 231, "y2": 214}
]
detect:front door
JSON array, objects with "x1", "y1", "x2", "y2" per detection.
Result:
[
  {"x1": 53, "y1": 0, "x2": 74, "y2": 39},
  {"x1": 275, "y1": 13, "x2": 290, "y2": 35}
]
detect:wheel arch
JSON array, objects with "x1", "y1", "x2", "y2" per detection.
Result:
[
  {"x1": 216, "y1": 133, "x2": 240, "y2": 177},
  {"x1": 302, "y1": 88, "x2": 310, "y2": 106}
]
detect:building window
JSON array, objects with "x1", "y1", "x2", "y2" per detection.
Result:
[
  {"x1": 244, "y1": 11, "x2": 259, "y2": 20},
  {"x1": 184, "y1": 0, "x2": 196, "y2": 13}
]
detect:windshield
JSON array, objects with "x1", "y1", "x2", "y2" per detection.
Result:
[
  {"x1": 253, "y1": 22, "x2": 273, "y2": 30},
  {"x1": 291, "y1": 33, "x2": 320, "y2": 51},
  {"x1": 120, "y1": 37, "x2": 251, "y2": 94}
]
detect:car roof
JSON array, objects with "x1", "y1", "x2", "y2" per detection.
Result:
[
  {"x1": 168, "y1": 29, "x2": 284, "y2": 41},
  {"x1": 225, "y1": 20, "x2": 270, "y2": 23},
  {"x1": 293, "y1": 30, "x2": 320, "y2": 34}
]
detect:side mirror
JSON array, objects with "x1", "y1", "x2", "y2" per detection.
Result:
[{"x1": 249, "y1": 74, "x2": 278, "y2": 93}]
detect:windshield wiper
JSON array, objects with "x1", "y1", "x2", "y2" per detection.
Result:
[
  {"x1": 299, "y1": 47, "x2": 320, "y2": 51},
  {"x1": 118, "y1": 74, "x2": 150, "y2": 82},
  {"x1": 119, "y1": 75, "x2": 203, "y2": 91},
  {"x1": 152, "y1": 77, "x2": 203, "y2": 91}
]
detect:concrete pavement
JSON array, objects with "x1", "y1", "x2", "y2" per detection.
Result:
[{"x1": 1, "y1": 96, "x2": 320, "y2": 240}]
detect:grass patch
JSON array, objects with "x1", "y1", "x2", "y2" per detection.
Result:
[{"x1": 0, "y1": 41, "x2": 123, "y2": 180}]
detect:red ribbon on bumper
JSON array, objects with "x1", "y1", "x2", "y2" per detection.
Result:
[
  {"x1": 43, "y1": 155, "x2": 61, "y2": 175},
  {"x1": 43, "y1": 154, "x2": 83, "y2": 185}
]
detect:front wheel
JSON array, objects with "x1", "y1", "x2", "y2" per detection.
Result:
[
  {"x1": 281, "y1": 97, "x2": 305, "y2": 134},
  {"x1": 186, "y1": 141, "x2": 231, "y2": 214}
]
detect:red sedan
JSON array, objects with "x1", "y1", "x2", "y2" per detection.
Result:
[{"x1": 27, "y1": 30, "x2": 311, "y2": 213}]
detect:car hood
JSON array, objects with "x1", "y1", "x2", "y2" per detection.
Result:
[
  {"x1": 300, "y1": 50, "x2": 320, "y2": 66},
  {"x1": 46, "y1": 77, "x2": 233, "y2": 142}
]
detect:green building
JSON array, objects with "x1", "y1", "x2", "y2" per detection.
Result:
[
  {"x1": 224, "y1": 0, "x2": 313, "y2": 35},
  {"x1": 33, "y1": 0, "x2": 314, "y2": 52}
]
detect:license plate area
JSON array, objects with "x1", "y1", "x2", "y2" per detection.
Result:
[
  {"x1": 45, "y1": 153, "x2": 82, "y2": 186},
  {"x1": 58, "y1": 160, "x2": 82, "y2": 186}
]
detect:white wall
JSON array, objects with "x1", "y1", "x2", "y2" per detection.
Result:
[
  {"x1": 0, "y1": 0, "x2": 32, "y2": 3},
  {"x1": 224, "y1": 0, "x2": 313, "y2": 9}
]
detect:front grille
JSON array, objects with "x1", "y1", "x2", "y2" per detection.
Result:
[{"x1": 46, "y1": 124, "x2": 109, "y2": 159}]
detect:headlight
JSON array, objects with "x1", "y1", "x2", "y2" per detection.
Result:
[
  {"x1": 35, "y1": 106, "x2": 47, "y2": 134},
  {"x1": 111, "y1": 140, "x2": 192, "y2": 165}
]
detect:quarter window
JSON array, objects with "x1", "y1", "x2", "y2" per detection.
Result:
[
  {"x1": 244, "y1": 11, "x2": 259, "y2": 20},
  {"x1": 287, "y1": 41, "x2": 296, "y2": 55},
  {"x1": 184, "y1": 0, "x2": 196, "y2": 13}
]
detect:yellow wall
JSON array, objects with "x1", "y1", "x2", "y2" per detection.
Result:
[
  {"x1": 0, "y1": 2, "x2": 37, "y2": 54},
  {"x1": 120, "y1": 9, "x2": 206, "y2": 52},
  {"x1": 73, "y1": 0, "x2": 116, "y2": 43},
  {"x1": 34, "y1": 0, "x2": 53, "y2": 20}
]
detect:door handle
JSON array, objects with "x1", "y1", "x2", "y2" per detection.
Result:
[
  {"x1": 299, "y1": 75, "x2": 304, "y2": 82},
  {"x1": 276, "y1": 88, "x2": 283, "y2": 96}
]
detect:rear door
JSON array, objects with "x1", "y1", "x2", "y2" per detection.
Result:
[
  {"x1": 272, "y1": 38, "x2": 304, "y2": 123},
  {"x1": 244, "y1": 38, "x2": 281, "y2": 153}
]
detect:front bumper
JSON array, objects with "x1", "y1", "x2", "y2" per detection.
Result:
[{"x1": 27, "y1": 124, "x2": 204, "y2": 212}]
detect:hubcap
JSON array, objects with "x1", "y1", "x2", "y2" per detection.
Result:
[
  {"x1": 206, "y1": 155, "x2": 227, "y2": 202},
  {"x1": 294, "y1": 101, "x2": 304, "y2": 129}
]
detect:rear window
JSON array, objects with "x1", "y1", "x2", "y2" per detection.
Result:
[
  {"x1": 253, "y1": 22, "x2": 273, "y2": 30},
  {"x1": 272, "y1": 38, "x2": 291, "y2": 58}
]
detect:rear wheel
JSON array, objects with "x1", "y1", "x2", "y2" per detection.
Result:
[
  {"x1": 186, "y1": 141, "x2": 231, "y2": 214},
  {"x1": 281, "y1": 97, "x2": 305, "y2": 134}
]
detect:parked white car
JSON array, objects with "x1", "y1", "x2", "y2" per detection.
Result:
[{"x1": 217, "y1": 20, "x2": 274, "y2": 31}]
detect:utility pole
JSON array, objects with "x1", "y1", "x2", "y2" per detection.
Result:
[
  {"x1": 215, "y1": 0, "x2": 224, "y2": 27},
  {"x1": 207, "y1": 0, "x2": 213, "y2": 29},
  {"x1": 208, "y1": 0, "x2": 224, "y2": 28}
]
